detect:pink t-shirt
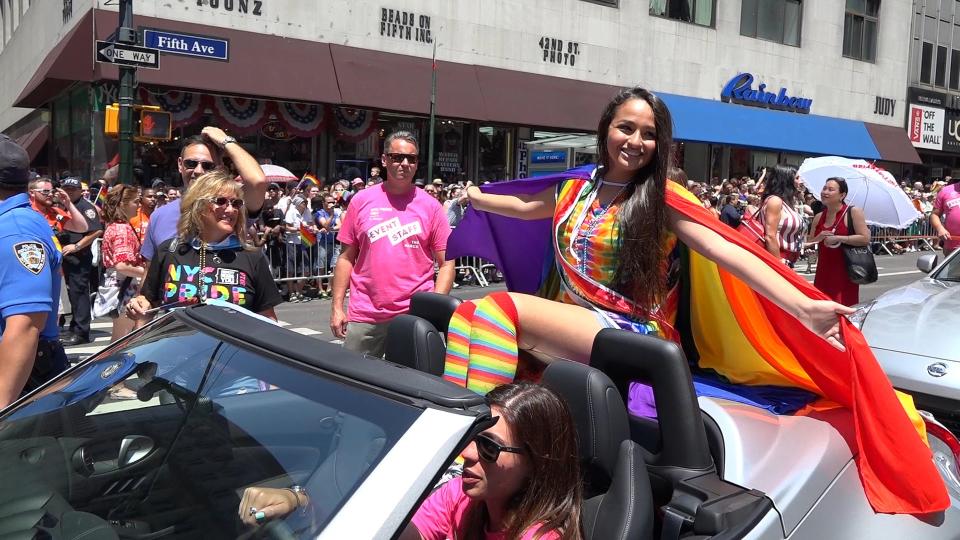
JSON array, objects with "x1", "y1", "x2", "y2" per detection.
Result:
[
  {"x1": 337, "y1": 184, "x2": 450, "y2": 323},
  {"x1": 411, "y1": 478, "x2": 561, "y2": 540},
  {"x1": 934, "y1": 183, "x2": 960, "y2": 252}
]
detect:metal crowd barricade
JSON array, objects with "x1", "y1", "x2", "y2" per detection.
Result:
[
  {"x1": 868, "y1": 215, "x2": 938, "y2": 255},
  {"x1": 268, "y1": 240, "x2": 337, "y2": 284}
]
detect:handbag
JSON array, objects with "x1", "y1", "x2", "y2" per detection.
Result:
[
  {"x1": 93, "y1": 271, "x2": 133, "y2": 318},
  {"x1": 737, "y1": 201, "x2": 767, "y2": 247},
  {"x1": 843, "y1": 209, "x2": 878, "y2": 285}
]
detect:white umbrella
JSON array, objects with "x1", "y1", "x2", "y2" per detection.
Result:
[
  {"x1": 797, "y1": 156, "x2": 921, "y2": 229},
  {"x1": 260, "y1": 164, "x2": 298, "y2": 182}
]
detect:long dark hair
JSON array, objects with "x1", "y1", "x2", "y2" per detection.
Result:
[
  {"x1": 596, "y1": 87, "x2": 674, "y2": 308},
  {"x1": 762, "y1": 164, "x2": 798, "y2": 204},
  {"x1": 465, "y1": 383, "x2": 582, "y2": 540}
]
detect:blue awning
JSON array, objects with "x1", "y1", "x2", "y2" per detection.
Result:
[{"x1": 659, "y1": 93, "x2": 882, "y2": 160}]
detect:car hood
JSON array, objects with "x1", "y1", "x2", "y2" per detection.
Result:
[{"x1": 861, "y1": 279, "x2": 960, "y2": 361}]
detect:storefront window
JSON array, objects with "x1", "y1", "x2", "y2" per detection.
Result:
[
  {"x1": 431, "y1": 120, "x2": 469, "y2": 183},
  {"x1": 750, "y1": 150, "x2": 778, "y2": 177},
  {"x1": 478, "y1": 126, "x2": 512, "y2": 182}
]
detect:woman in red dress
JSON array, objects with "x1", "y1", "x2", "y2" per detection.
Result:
[{"x1": 810, "y1": 178, "x2": 871, "y2": 306}]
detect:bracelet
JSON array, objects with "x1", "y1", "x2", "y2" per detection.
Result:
[{"x1": 285, "y1": 486, "x2": 307, "y2": 515}]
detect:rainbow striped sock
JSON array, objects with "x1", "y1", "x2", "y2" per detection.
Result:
[
  {"x1": 464, "y1": 292, "x2": 519, "y2": 395},
  {"x1": 443, "y1": 301, "x2": 477, "y2": 387}
]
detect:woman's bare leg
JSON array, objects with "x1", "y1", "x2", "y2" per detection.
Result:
[{"x1": 508, "y1": 293, "x2": 603, "y2": 364}]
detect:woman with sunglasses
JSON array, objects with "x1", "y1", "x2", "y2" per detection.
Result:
[
  {"x1": 99, "y1": 185, "x2": 146, "y2": 340},
  {"x1": 239, "y1": 382, "x2": 582, "y2": 539},
  {"x1": 127, "y1": 171, "x2": 282, "y2": 320}
]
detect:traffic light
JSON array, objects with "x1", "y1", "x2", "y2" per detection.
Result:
[{"x1": 103, "y1": 103, "x2": 172, "y2": 141}]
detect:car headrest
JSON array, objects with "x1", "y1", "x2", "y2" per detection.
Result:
[
  {"x1": 384, "y1": 314, "x2": 446, "y2": 377},
  {"x1": 409, "y1": 292, "x2": 462, "y2": 335},
  {"x1": 542, "y1": 361, "x2": 629, "y2": 490}
]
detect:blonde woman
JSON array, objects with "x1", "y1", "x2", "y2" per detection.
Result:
[
  {"x1": 127, "y1": 171, "x2": 282, "y2": 320},
  {"x1": 99, "y1": 185, "x2": 146, "y2": 341}
]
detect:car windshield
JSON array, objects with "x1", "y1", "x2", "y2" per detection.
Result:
[
  {"x1": 932, "y1": 250, "x2": 960, "y2": 281},
  {"x1": 0, "y1": 317, "x2": 422, "y2": 538}
]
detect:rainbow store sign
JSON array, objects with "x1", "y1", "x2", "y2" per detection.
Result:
[{"x1": 720, "y1": 73, "x2": 813, "y2": 114}]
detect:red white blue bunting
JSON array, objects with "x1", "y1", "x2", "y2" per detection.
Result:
[
  {"x1": 333, "y1": 107, "x2": 378, "y2": 142},
  {"x1": 212, "y1": 96, "x2": 270, "y2": 134},
  {"x1": 277, "y1": 102, "x2": 327, "y2": 137}
]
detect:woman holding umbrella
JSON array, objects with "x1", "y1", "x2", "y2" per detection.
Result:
[{"x1": 809, "y1": 177, "x2": 870, "y2": 306}]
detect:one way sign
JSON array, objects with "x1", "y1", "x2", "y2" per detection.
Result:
[{"x1": 95, "y1": 41, "x2": 160, "y2": 70}]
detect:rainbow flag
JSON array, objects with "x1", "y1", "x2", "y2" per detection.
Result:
[
  {"x1": 296, "y1": 173, "x2": 320, "y2": 192},
  {"x1": 299, "y1": 223, "x2": 316, "y2": 247},
  {"x1": 446, "y1": 168, "x2": 950, "y2": 516},
  {"x1": 94, "y1": 185, "x2": 107, "y2": 208}
]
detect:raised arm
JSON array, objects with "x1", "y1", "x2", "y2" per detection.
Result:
[
  {"x1": 669, "y1": 208, "x2": 854, "y2": 349},
  {"x1": 465, "y1": 185, "x2": 556, "y2": 220}
]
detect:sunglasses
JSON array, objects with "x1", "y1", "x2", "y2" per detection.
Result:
[
  {"x1": 209, "y1": 196, "x2": 244, "y2": 209},
  {"x1": 183, "y1": 159, "x2": 218, "y2": 172},
  {"x1": 386, "y1": 153, "x2": 419, "y2": 164},
  {"x1": 474, "y1": 433, "x2": 524, "y2": 463},
  {"x1": 31, "y1": 189, "x2": 53, "y2": 196}
]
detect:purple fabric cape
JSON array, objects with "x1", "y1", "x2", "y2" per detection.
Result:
[{"x1": 445, "y1": 168, "x2": 593, "y2": 293}]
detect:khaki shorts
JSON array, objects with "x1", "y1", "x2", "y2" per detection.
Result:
[{"x1": 343, "y1": 320, "x2": 391, "y2": 358}]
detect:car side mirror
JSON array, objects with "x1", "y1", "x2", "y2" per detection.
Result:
[{"x1": 917, "y1": 253, "x2": 939, "y2": 274}]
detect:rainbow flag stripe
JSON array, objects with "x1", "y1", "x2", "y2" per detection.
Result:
[
  {"x1": 94, "y1": 186, "x2": 107, "y2": 208},
  {"x1": 299, "y1": 223, "x2": 316, "y2": 247}
]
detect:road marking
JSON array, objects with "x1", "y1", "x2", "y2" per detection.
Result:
[
  {"x1": 290, "y1": 327, "x2": 322, "y2": 336},
  {"x1": 90, "y1": 321, "x2": 113, "y2": 330},
  {"x1": 64, "y1": 344, "x2": 107, "y2": 355},
  {"x1": 276, "y1": 320, "x2": 291, "y2": 327},
  {"x1": 877, "y1": 270, "x2": 922, "y2": 277},
  {"x1": 330, "y1": 339, "x2": 344, "y2": 345}
]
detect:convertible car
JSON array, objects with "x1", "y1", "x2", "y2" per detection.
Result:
[
  {"x1": 0, "y1": 297, "x2": 958, "y2": 539},
  {"x1": 851, "y1": 249, "x2": 960, "y2": 435}
]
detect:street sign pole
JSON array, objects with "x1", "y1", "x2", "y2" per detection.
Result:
[
  {"x1": 118, "y1": 0, "x2": 135, "y2": 186},
  {"x1": 426, "y1": 38, "x2": 437, "y2": 184}
]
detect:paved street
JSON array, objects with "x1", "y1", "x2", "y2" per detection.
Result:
[{"x1": 63, "y1": 250, "x2": 938, "y2": 362}]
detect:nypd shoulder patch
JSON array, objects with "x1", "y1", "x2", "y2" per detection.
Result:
[
  {"x1": 13, "y1": 242, "x2": 46, "y2": 275},
  {"x1": 84, "y1": 208, "x2": 97, "y2": 220}
]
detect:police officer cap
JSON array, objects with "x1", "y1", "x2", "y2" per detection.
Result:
[
  {"x1": 0, "y1": 134, "x2": 30, "y2": 187},
  {"x1": 61, "y1": 177, "x2": 83, "y2": 189}
]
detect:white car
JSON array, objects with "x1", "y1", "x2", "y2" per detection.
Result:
[{"x1": 851, "y1": 250, "x2": 960, "y2": 435}]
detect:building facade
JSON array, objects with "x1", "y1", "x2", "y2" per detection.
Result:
[
  {"x1": 906, "y1": 0, "x2": 960, "y2": 179},
  {"x1": 0, "y1": 0, "x2": 920, "y2": 185}
]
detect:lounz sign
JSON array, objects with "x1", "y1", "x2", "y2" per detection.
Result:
[{"x1": 721, "y1": 73, "x2": 812, "y2": 114}]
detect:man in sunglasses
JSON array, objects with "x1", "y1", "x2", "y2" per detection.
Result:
[
  {"x1": 140, "y1": 127, "x2": 267, "y2": 264},
  {"x1": 27, "y1": 177, "x2": 88, "y2": 235},
  {"x1": 331, "y1": 130, "x2": 455, "y2": 357}
]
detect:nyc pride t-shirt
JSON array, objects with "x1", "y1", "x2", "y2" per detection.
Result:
[{"x1": 142, "y1": 238, "x2": 282, "y2": 314}]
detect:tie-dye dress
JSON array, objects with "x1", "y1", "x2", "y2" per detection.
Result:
[{"x1": 544, "y1": 177, "x2": 682, "y2": 343}]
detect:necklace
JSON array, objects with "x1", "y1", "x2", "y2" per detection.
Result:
[
  {"x1": 601, "y1": 179, "x2": 632, "y2": 187},
  {"x1": 198, "y1": 241, "x2": 207, "y2": 302}
]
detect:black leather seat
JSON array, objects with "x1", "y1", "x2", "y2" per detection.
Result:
[
  {"x1": 542, "y1": 361, "x2": 654, "y2": 540},
  {"x1": 384, "y1": 293, "x2": 462, "y2": 377}
]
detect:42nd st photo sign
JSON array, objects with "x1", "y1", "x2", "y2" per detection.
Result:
[{"x1": 95, "y1": 40, "x2": 160, "y2": 69}]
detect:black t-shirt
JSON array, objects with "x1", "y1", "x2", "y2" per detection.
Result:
[
  {"x1": 142, "y1": 238, "x2": 282, "y2": 314},
  {"x1": 720, "y1": 204, "x2": 743, "y2": 228}
]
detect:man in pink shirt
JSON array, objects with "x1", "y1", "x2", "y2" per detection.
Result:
[
  {"x1": 331, "y1": 131, "x2": 454, "y2": 356},
  {"x1": 932, "y1": 176, "x2": 960, "y2": 255}
]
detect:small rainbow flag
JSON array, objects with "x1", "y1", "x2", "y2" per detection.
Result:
[
  {"x1": 94, "y1": 185, "x2": 107, "y2": 208},
  {"x1": 296, "y1": 173, "x2": 320, "y2": 192},
  {"x1": 299, "y1": 223, "x2": 316, "y2": 247}
]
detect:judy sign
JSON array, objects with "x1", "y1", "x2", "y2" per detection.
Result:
[{"x1": 720, "y1": 73, "x2": 812, "y2": 114}]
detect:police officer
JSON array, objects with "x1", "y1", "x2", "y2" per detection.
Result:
[
  {"x1": 0, "y1": 135, "x2": 67, "y2": 407},
  {"x1": 59, "y1": 176, "x2": 103, "y2": 345}
]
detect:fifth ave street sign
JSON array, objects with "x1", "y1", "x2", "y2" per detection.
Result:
[{"x1": 95, "y1": 41, "x2": 160, "y2": 69}]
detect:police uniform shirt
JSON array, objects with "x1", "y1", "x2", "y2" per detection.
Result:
[
  {"x1": 0, "y1": 193, "x2": 63, "y2": 341},
  {"x1": 59, "y1": 197, "x2": 102, "y2": 261}
]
